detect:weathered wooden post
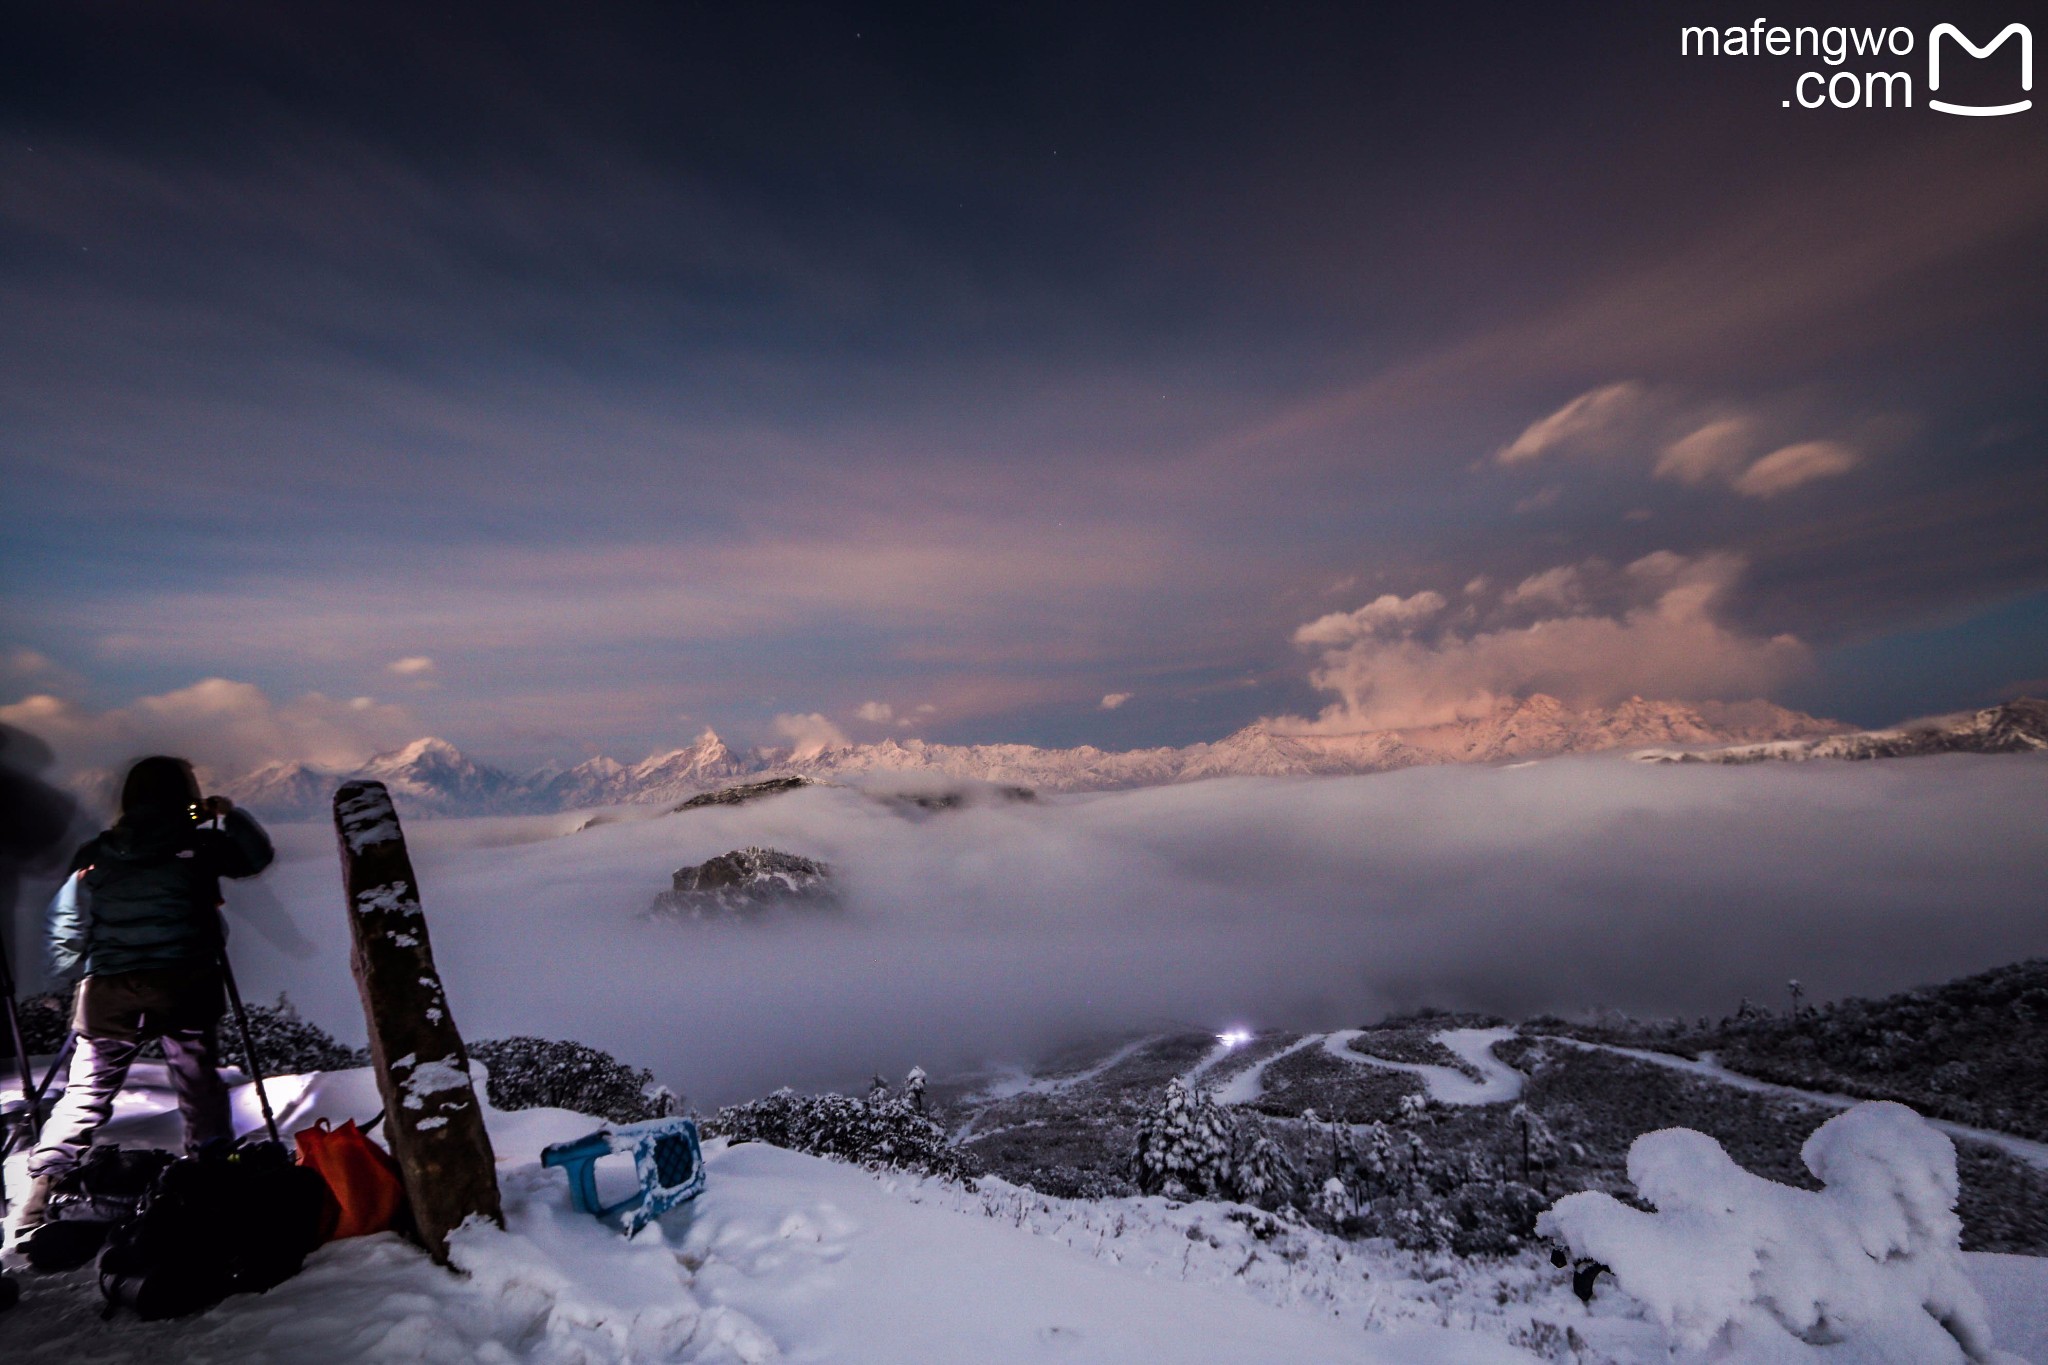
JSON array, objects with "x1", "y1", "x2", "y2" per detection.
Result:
[{"x1": 334, "y1": 779, "x2": 501, "y2": 1262}]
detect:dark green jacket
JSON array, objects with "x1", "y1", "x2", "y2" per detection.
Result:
[{"x1": 50, "y1": 806, "x2": 274, "y2": 978}]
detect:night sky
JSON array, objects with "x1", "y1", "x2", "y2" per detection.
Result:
[{"x1": 4, "y1": 1, "x2": 2045, "y2": 772}]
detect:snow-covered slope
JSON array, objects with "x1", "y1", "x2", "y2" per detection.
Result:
[
  {"x1": 1634, "y1": 697, "x2": 2048, "y2": 766},
  {"x1": 216, "y1": 695, "x2": 1844, "y2": 819},
  {"x1": 8, "y1": 1062, "x2": 2045, "y2": 1363}
]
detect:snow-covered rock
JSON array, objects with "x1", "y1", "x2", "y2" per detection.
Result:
[{"x1": 650, "y1": 847, "x2": 835, "y2": 919}]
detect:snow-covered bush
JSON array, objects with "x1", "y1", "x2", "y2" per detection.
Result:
[
  {"x1": 470, "y1": 1036, "x2": 680, "y2": 1124},
  {"x1": 218, "y1": 994, "x2": 370, "y2": 1075},
  {"x1": 1132, "y1": 1079, "x2": 1235, "y2": 1199},
  {"x1": 1539, "y1": 1101, "x2": 1998, "y2": 1361},
  {"x1": 1314, "y1": 1113, "x2": 1541, "y2": 1253},
  {"x1": 705, "y1": 1087, "x2": 981, "y2": 1185}
]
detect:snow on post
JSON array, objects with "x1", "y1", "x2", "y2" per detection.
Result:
[
  {"x1": 334, "y1": 779, "x2": 502, "y2": 1262},
  {"x1": 1537, "y1": 1101, "x2": 1997, "y2": 1362}
]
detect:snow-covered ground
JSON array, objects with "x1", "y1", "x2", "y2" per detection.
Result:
[{"x1": 6, "y1": 1063, "x2": 2046, "y2": 1362}]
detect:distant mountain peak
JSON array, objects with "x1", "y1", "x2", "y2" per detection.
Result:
[{"x1": 213, "y1": 694, "x2": 1874, "y2": 821}]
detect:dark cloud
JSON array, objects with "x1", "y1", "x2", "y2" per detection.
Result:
[{"x1": 2, "y1": 0, "x2": 2044, "y2": 760}]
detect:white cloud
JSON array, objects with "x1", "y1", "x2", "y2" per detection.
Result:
[
  {"x1": 4, "y1": 647, "x2": 55, "y2": 677},
  {"x1": 1100, "y1": 692, "x2": 1132, "y2": 710},
  {"x1": 1497, "y1": 389, "x2": 1864, "y2": 501},
  {"x1": 1281, "y1": 552, "x2": 1809, "y2": 732},
  {"x1": 854, "y1": 701, "x2": 895, "y2": 724},
  {"x1": 1733, "y1": 440, "x2": 1860, "y2": 498},
  {"x1": 1502, "y1": 565, "x2": 1583, "y2": 610},
  {"x1": 1655, "y1": 417, "x2": 1756, "y2": 485},
  {"x1": 386, "y1": 656, "x2": 437, "y2": 677},
  {"x1": 772, "y1": 712, "x2": 849, "y2": 759},
  {"x1": 1291, "y1": 591, "x2": 1448, "y2": 648},
  {"x1": 1496, "y1": 382, "x2": 1648, "y2": 464},
  {"x1": 0, "y1": 678, "x2": 418, "y2": 776}
]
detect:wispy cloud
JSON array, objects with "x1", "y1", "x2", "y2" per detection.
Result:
[
  {"x1": 1495, "y1": 382, "x2": 1649, "y2": 464},
  {"x1": 1733, "y1": 440, "x2": 1861, "y2": 499}
]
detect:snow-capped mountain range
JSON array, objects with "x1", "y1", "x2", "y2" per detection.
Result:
[
  {"x1": 1633, "y1": 697, "x2": 2048, "y2": 766},
  {"x1": 202, "y1": 694, "x2": 1857, "y2": 820}
]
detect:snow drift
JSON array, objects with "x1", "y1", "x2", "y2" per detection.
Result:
[{"x1": 1539, "y1": 1101, "x2": 2011, "y2": 1363}]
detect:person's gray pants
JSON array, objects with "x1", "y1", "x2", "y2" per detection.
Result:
[{"x1": 27, "y1": 966, "x2": 235, "y2": 1180}]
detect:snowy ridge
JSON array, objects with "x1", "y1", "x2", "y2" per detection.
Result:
[
  {"x1": 1633, "y1": 697, "x2": 2048, "y2": 767},
  {"x1": 212, "y1": 694, "x2": 1845, "y2": 819}
]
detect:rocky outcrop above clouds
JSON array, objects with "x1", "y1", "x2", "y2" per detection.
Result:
[{"x1": 649, "y1": 847, "x2": 835, "y2": 920}]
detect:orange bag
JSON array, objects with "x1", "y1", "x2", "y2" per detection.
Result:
[{"x1": 295, "y1": 1119, "x2": 407, "y2": 1242}]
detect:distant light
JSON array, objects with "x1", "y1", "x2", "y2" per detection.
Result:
[{"x1": 1217, "y1": 1029, "x2": 1253, "y2": 1047}]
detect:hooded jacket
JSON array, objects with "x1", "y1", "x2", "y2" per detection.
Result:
[{"x1": 49, "y1": 804, "x2": 274, "y2": 979}]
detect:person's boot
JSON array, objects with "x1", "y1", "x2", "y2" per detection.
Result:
[{"x1": 6, "y1": 1173, "x2": 56, "y2": 1247}]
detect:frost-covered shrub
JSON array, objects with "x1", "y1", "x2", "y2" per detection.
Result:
[
  {"x1": 219, "y1": 994, "x2": 370, "y2": 1075},
  {"x1": 470, "y1": 1036, "x2": 680, "y2": 1124},
  {"x1": 12, "y1": 993, "x2": 68, "y2": 1055},
  {"x1": 705, "y1": 1087, "x2": 980, "y2": 1184},
  {"x1": 1539, "y1": 1102, "x2": 1997, "y2": 1361},
  {"x1": 1132, "y1": 1079, "x2": 1236, "y2": 1199}
]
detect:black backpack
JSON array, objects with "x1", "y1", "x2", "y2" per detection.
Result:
[
  {"x1": 21, "y1": 1145, "x2": 176, "y2": 1273},
  {"x1": 98, "y1": 1139, "x2": 332, "y2": 1320}
]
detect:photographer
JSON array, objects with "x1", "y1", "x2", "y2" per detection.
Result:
[{"x1": 12, "y1": 756, "x2": 272, "y2": 1242}]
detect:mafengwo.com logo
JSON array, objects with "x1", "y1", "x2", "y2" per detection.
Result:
[{"x1": 1681, "y1": 19, "x2": 2031, "y2": 113}]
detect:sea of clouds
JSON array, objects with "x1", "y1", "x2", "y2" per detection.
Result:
[{"x1": 18, "y1": 753, "x2": 2048, "y2": 1106}]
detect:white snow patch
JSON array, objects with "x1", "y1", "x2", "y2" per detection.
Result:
[
  {"x1": 351, "y1": 880, "x2": 419, "y2": 917},
  {"x1": 335, "y1": 785, "x2": 403, "y2": 853},
  {"x1": 396, "y1": 1053, "x2": 474, "y2": 1111}
]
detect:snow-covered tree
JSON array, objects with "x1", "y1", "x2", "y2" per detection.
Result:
[
  {"x1": 1312, "y1": 1175, "x2": 1354, "y2": 1224},
  {"x1": 1230, "y1": 1128, "x2": 1298, "y2": 1209},
  {"x1": 1132, "y1": 1078, "x2": 1235, "y2": 1199},
  {"x1": 903, "y1": 1065, "x2": 927, "y2": 1113}
]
